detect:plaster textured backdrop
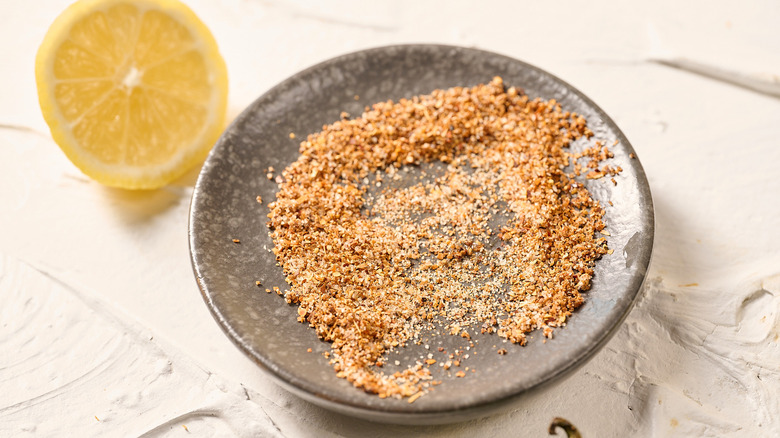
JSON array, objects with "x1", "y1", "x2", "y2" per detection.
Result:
[{"x1": 1, "y1": 0, "x2": 779, "y2": 436}]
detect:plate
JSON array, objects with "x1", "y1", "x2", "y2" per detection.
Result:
[{"x1": 188, "y1": 44, "x2": 654, "y2": 424}]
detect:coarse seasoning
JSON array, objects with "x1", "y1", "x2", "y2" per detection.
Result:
[{"x1": 266, "y1": 77, "x2": 619, "y2": 400}]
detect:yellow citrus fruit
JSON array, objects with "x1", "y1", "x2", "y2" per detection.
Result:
[{"x1": 35, "y1": 0, "x2": 228, "y2": 189}]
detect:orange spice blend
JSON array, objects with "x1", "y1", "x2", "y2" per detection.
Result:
[{"x1": 267, "y1": 77, "x2": 617, "y2": 399}]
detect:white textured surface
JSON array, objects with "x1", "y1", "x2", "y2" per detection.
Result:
[{"x1": 2, "y1": 0, "x2": 780, "y2": 436}]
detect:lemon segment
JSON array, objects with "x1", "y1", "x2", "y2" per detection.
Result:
[{"x1": 36, "y1": 0, "x2": 228, "y2": 189}]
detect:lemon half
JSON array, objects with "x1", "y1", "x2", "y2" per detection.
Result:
[{"x1": 36, "y1": 0, "x2": 228, "y2": 189}]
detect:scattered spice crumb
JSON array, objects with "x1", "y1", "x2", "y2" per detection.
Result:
[
  {"x1": 407, "y1": 391, "x2": 424, "y2": 404},
  {"x1": 232, "y1": 239, "x2": 240, "y2": 244},
  {"x1": 289, "y1": 132, "x2": 296, "y2": 139},
  {"x1": 256, "y1": 195, "x2": 263, "y2": 204},
  {"x1": 497, "y1": 348, "x2": 508, "y2": 355},
  {"x1": 256, "y1": 281, "x2": 262, "y2": 286},
  {"x1": 182, "y1": 424, "x2": 189, "y2": 432},
  {"x1": 549, "y1": 417, "x2": 582, "y2": 438},
  {"x1": 265, "y1": 77, "x2": 619, "y2": 400}
]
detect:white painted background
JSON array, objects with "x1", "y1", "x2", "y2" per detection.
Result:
[{"x1": 1, "y1": 0, "x2": 779, "y2": 436}]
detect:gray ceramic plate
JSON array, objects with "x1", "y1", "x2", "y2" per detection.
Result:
[{"x1": 189, "y1": 44, "x2": 654, "y2": 425}]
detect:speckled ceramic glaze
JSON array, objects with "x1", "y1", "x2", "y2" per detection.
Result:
[{"x1": 188, "y1": 44, "x2": 654, "y2": 424}]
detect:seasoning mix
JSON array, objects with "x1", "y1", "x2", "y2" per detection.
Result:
[{"x1": 265, "y1": 77, "x2": 619, "y2": 400}]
